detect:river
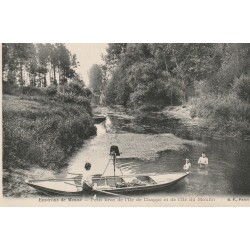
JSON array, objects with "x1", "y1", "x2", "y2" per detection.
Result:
[{"x1": 66, "y1": 106, "x2": 250, "y2": 197}]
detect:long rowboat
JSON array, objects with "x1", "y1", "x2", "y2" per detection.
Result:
[
  {"x1": 25, "y1": 172, "x2": 189, "y2": 196},
  {"x1": 26, "y1": 145, "x2": 189, "y2": 196}
]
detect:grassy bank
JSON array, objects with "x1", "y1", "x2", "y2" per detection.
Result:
[
  {"x1": 160, "y1": 95, "x2": 250, "y2": 138},
  {"x1": 3, "y1": 94, "x2": 96, "y2": 197},
  {"x1": 190, "y1": 95, "x2": 250, "y2": 138}
]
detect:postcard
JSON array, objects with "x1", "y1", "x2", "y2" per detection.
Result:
[{"x1": 1, "y1": 43, "x2": 250, "y2": 207}]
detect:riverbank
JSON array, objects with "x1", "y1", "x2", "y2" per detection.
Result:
[
  {"x1": 161, "y1": 105, "x2": 205, "y2": 127},
  {"x1": 160, "y1": 104, "x2": 250, "y2": 139},
  {"x1": 95, "y1": 103, "x2": 250, "y2": 139},
  {"x1": 3, "y1": 94, "x2": 96, "y2": 197}
]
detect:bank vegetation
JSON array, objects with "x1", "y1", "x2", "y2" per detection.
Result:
[{"x1": 101, "y1": 44, "x2": 250, "y2": 137}]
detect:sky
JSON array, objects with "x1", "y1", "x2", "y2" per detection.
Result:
[{"x1": 66, "y1": 43, "x2": 107, "y2": 85}]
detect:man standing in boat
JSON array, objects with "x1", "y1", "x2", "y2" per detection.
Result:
[{"x1": 198, "y1": 152, "x2": 208, "y2": 168}]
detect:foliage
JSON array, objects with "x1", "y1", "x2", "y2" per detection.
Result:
[
  {"x1": 139, "y1": 104, "x2": 161, "y2": 112},
  {"x1": 89, "y1": 64, "x2": 103, "y2": 94},
  {"x1": 103, "y1": 43, "x2": 222, "y2": 108},
  {"x1": 3, "y1": 95, "x2": 96, "y2": 170},
  {"x1": 46, "y1": 85, "x2": 58, "y2": 96},
  {"x1": 2, "y1": 43, "x2": 78, "y2": 87},
  {"x1": 102, "y1": 43, "x2": 250, "y2": 136},
  {"x1": 233, "y1": 74, "x2": 250, "y2": 103},
  {"x1": 190, "y1": 94, "x2": 250, "y2": 136}
]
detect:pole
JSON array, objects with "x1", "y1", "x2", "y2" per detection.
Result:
[{"x1": 113, "y1": 153, "x2": 116, "y2": 178}]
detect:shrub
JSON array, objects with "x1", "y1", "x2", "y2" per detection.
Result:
[
  {"x1": 233, "y1": 74, "x2": 250, "y2": 103},
  {"x1": 3, "y1": 82, "x2": 21, "y2": 95},
  {"x1": 190, "y1": 107, "x2": 197, "y2": 118},
  {"x1": 191, "y1": 93, "x2": 250, "y2": 136},
  {"x1": 139, "y1": 104, "x2": 161, "y2": 112},
  {"x1": 55, "y1": 92, "x2": 92, "y2": 114},
  {"x1": 46, "y1": 85, "x2": 57, "y2": 96},
  {"x1": 21, "y1": 86, "x2": 47, "y2": 96},
  {"x1": 3, "y1": 96, "x2": 96, "y2": 170}
]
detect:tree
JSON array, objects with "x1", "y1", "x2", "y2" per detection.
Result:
[
  {"x1": 2, "y1": 44, "x2": 16, "y2": 84},
  {"x1": 102, "y1": 43, "x2": 127, "y2": 72},
  {"x1": 47, "y1": 43, "x2": 59, "y2": 85},
  {"x1": 28, "y1": 51, "x2": 38, "y2": 87},
  {"x1": 89, "y1": 64, "x2": 103, "y2": 94},
  {"x1": 234, "y1": 74, "x2": 250, "y2": 103},
  {"x1": 2, "y1": 43, "x2": 79, "y2": 90},
  {"x1": 101, "y1": 43, "x2": 127, "y2": 86},
  {"x1": 55, "y1": 43, "x2": 77, "y2": 93},
  {"x1": 103, "y1": 43, "x2": 224, "y2": 107},
  {"x1": 2, "y1": 43, "x2": 37, "y2": 86},
  {"x1": 57, "y1": 43, "x2": 71, "y2": 81},
  {"x1": 37, "y1": 43, "x2": 50, "y2": 87},
  {"x1": 14, "y1": 43, "x2": 37, "y2": 85}
]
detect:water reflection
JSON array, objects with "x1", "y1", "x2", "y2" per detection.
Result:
[{"x1": 67, "y1": 107, "x2": 250, "y2": 197}]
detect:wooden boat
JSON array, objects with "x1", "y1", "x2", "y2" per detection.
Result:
[
  {"x1": 93, "y1": 115, "x2": 106, "y2": 124},
  {"x1": 25, "y1": 172, "x2": 189, "y2": 196},
  {"x1": 25, "y1": 145, "x2": 189, "y2": 196},
  {"x1": 83, "y1": 172, "x2": 189, "y2": 195},
  {"x1": 25, "y1": 177, "x2": 83, "y2": 196}
]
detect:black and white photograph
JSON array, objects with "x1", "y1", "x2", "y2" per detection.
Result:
[
  {"x1": 2, "y1": 43, "x2": 250, "y2": 206},
  {"x1": 2, "y1": 1, "x2": 250, "y2": 250}
]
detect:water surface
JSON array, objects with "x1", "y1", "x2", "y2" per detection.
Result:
[{"x1": 67, "y1": 107, "x2": 250, "y2": 197}]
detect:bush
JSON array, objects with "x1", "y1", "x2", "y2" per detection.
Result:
[
  {"x1": 21, "y1": 86, "x2": 47, "y2": 96},
  {"x1": 3, "y1": 96, "x2": 96, "y2": 170},
  {"x1": 3, "y1": 82, "x2": 21, "y2": 95},
  {"x1": 191, "y1": 93, "x2": 250, "y2": 136},
  {"x1": 190, "y1": 107, "x2": 197, "y2": 118},
  {"x1": 59, "y1": 83, "x2": 92, "y2": 98},
  {"x1": 233, "y1": 74, "x2": 250, "y2": 103},
  {"x1": 46, "y1": 85, "x2": 57, "y2": 96},
  {"x1": 55, "y1": 92, "x2": 92, "y2": 113},
  {"x1": 139, "y1": 104, "x2": 161, "y2": 112}
]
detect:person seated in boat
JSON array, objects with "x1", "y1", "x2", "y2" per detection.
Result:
[
  {"x1": 81, "y1": 162, "x2": 93, "y2": 187},
  {"x1": 198, "y1": 152, "x2": 208, "y2": 168},
  {"x1": 183, "y1": 158, "x2": 191, "y2": 171}
]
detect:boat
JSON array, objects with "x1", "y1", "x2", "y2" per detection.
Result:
[
  {"x1": 83, "y1": 172, "x2": 189, "y2": 195},
  {"x1": 25, "y1": 145, "x2": 189, "y2": 196},
  {"x1": 93, "y1": 115, "x2": 106, "y2": 124},
  {"x1": 26, "y1": 172, "x2": 189, "y2": 196}
]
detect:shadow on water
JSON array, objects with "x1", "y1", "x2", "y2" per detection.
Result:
[{"x1": 108, "y1": 111, "x2": 207, "y2": 141}]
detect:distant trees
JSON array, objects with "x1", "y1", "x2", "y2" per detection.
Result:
[
  {"x1": 89, "y1": 64, "x2": 103, "y2": 94},
  {"x1": 233, "y1": 74, "x2": 250, "y2": 103},
  {"x1": 102, "y1": 43, "x2": 250, "y2": 108},
  {"x1": 36, "y1": 43, "x2": 50, "y2": 87},
  {"x1": 3, "y1": 43, "x2": 37, "y2": 85},
  {"x1": 2, "y1": 43, "x2": 79, "y2": 91}
]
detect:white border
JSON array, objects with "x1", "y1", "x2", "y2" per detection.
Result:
[
  {"x1": 1, "y1": 0, "x2": 250, "y2": 42},
  {"x1": 1, "y1": 0, "x2": 250, "y2": 249}
]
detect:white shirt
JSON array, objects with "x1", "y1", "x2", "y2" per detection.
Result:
[
  {"x1": 198, "y1": 157, "x2": 208, "y2": 165},
  {"x1": 81, "y1": 169, "x2": 93, "y2": 186}
]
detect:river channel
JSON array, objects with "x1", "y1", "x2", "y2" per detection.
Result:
[{"x1": 66, "y1": 106, "x2": 250, "y2": 197}]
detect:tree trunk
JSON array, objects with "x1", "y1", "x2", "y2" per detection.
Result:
[
  {"x1": 38, "y1": 72, "x2": 40, "y2": 87},
  {"x1": 20, "y1": 63, "x2": 23, "y2": 85},
  {"x1": 44, "y1": 73, "x2": 47, "y2": 87},
  {"x1": 53, "y1": 66, "x2": 57, "y2": 85},
  {"x1": 58, "y1": 68, "x2": 61, "y2": 92},
  {"x1": 183, "y1": 85, "x2": 187, "y2": 104},
  {"x1": 170, "y1": 83, "x2": 173, "y2": 106}
]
